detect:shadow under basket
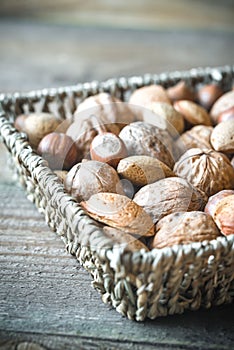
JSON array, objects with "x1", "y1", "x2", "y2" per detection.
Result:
[{"x1": 0, "y1": 66, "x2": 234, "y2": 321}]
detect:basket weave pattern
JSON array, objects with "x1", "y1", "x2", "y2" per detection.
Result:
[{"x1": 0, "y1": 66, "x2": 234, "y2": 321}]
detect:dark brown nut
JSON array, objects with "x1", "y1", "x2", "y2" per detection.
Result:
[
  {"x1": 80, "y1": 192, "x2": 155, "y2": 237},
  {"x1": 167, "y1": 81, "x2": 196, "y2": 103},
  {"x1": 103, "y1": 226, "x2": 149, "y2": 252},
  {"x1": 217, "y1": 106, "x2": 234, "y2": 123},
  {"x1": 129, "y1": 85, "x2": 171, "y2": 108},
  {"x1": 37, "y1": 132, "x2": 79, "y2": 171},
  {"x1": 133, "y1": 177, "x2": 207, "y2": 224},
  {"x1": 66, "y1": 118, "x2": 107, "y2": 162},
  {"x1": 173, "y1": 100, "x2": 212, "y2": 127},
  {"x1": 144, "y1": 102, "x2": 185, "y2": 137},
  {"x1": 210, "y1": 119, "x2": 234, "y2": 153},
  {"x1": 74, "y1": 92, "x2": 135, "y2": 131},
  {"x1": 213, "y1": 195, "x2": 234, "y2": 236},
  {"x1": 119, "y1": 121, "x2": 175, "y2": 169},
  {"x1": 151, "y1": 211, "x2": 221, "y2": 249},
  {"x1": 14, "y1": 114, "x2": 29, "y2": 131},
  {"x1": 53, "y1": 170, "x2": 68, "y2": 184},
  {"x1": 90, "y1": 132, "x2": 128, "y2": 168},
  {"x1": 196, "y1": 84, "x2": 223, "y2": 111},
  {"x1": 174, "y1": 148, "x2": 234, "y2": 197},
  {"x1": 210, "y1": 90, "x2": 234, "y2": 124},
  {"x1": 175, "y1": 125, "x2": 213, "y2": 159},
  {"x1": 204, "y1": 190, "x2": 234, "y2": 217},
  {"x1": 117, "y1": 155, "x2": 174, "y2": 186},
  {"x1": 24, "y1": 113, "x2": 62, "y2": 149},
  {"x1": 65, "y1": 160, "x2": 124, "y2": 202}
]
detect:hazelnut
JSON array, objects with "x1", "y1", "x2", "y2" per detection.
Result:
[
  {"x1": 129, "y1": 85, "x2": 171, "y2": 109},
  {"x1": 119, "y1": 121, "x2": 175, "y2": 169},
  {"x1": 167, "y1": 81, "x2": 195, "y2": 103},
  {"x1": 204, "y1": 190, "x2": 234, "y2": 217},
  {"x1": 151, "y1": 211, "x2": 221, "y2": 249},
  {"x1": 133, "y1": 177, "x2": 207, "y2": 224},
  {"x1": 210, "y1": 119, "x2": 234, "y2": 153},
  {"x1": 90, "y1": 132, "x2": 128, "y2": 168},
  {"x1": 174, "y1": 148, "x2": 234, "y2": 197},
  {"x1": 24, "y1": 112, "x2": 62, "y2": 149},
  {"x1": 210, "y1": 90, "x2": 234, "y2": 124},
  {"x1": 80, "y1": 192, "x2": 155, "y2": 237},
  {"x1": 37, "y1": 132, "x2": 79, "y2": 171},
  {"x1": 213, "y1": 195, "x2": 234, "y2": 236},
  {"x1": 65, "y1": 160, "x2": 124, "y2": 202},
  {"x1": 174, "y1": 100, "x2": 212, "y2": 127},
  {"x1": 197, "y1": 84, "x2": 223, "y2": 111}
]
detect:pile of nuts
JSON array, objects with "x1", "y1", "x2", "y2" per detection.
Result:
[{"x1": 14, "y1": 80, "x2": 234, "y2": 252}]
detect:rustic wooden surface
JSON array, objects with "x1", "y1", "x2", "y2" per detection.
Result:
[{"x1": 0, "y1": 8, "x2": 234, "y2": 349}]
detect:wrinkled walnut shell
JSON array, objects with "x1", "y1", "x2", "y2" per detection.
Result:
[
  {"x1": 151, "y1": 211, "x2": 221, "y2": 249},
  {"x1": 133, "y1": 177, "x2": 207, "y2": 224}
]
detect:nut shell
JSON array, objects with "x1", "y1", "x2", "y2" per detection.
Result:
[
  {"x1": 167, "y1": 81, "x2": 195, "y2": 102},
  {"x1": 117, "y1": 155, "x2": 174, "y2": 186},
  {"x1": 65, "y1": 160, "x2": 123, "y2": 202},
  {"x1": 210, "y1": 90, "x2": 234, "y2": 124},
  {"x1": 133, "y1": 177, "x2": 207, "y2": 224},
  {"x1": 210, "y1": 119, "x2": 234, "y2": 153},
  {"x1": 197, "y1": 84, "x2": 223, "y2": 111},
  {"x1": 119, "y1": 122, "x2": 175, "y2": 169},
  {"x1": 204, "y1": 190, "x2": 234, "y2": 217},
  {"x1": 80, "y1": 193, "x2": 155, "y2": 237},
  {"x1": 24, "y1": 113, "x2": 62, "y2": 149},
  {"x1": 174, "y1": 100, "x2": 212, "y2": 127},
  {"x1": 151, "y1": 211, "x2": 221, "y2": 249},
  {"x1": 174, "y1": 148, "x2": 234, "y2": 197},
  {"x1": 129, "y1": 85, "x2": 171, "y2": 108},
  {"x1": 213, "y1": 195, "x2": 234, "y2": 236}
]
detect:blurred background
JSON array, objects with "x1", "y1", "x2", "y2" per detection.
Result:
[{"x1": 0, "y1": 0, "x2": 233, "y2": 92}]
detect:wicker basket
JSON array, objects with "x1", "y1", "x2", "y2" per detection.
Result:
[{"x1": 0, "y1": 66, "x2": 234, "y2": 321}]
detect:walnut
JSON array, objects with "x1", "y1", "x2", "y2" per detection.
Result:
[
  {"x1": 151, "y1": 211, "x2": 221, "y2": 249},
  {"x1": 174, "y1": 148, "x2": 234, "y2": 197},
  {"x1": 65, "y1": 160, "x2": 124, "y2": 202},
  {"x1": 80, "y1": 193, "x2": 155, "y2": 237},
  {"x1": 175, "y1": 125, "x2": 213, "y2": 159},
  {"x1": 119, "y1": 121, "x2": 175, "y2": 168},
  {"x1": 133, "y1": 177, "x2": 207, "y2": 224}
]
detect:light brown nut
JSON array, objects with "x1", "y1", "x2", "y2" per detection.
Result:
[
  {"x1": 174, "y1": 148, "x2": 234, "y2": 197},
  {"x1": 119, "y1": 121, "x2": 175, "y2": 169},
  {"x1": 103, "y1": 226, "x2": 149, "y2": 252},
  {"x1": 90, "y1": 132, "x2": 128, "y2": 168},
  {"x1": 213, "y1": 195, "x2": 234, "y2": 236},
  {"x1": 65, "y1": 160, "x2": 124, "y2": 202},
  {"x1": 204, "y1": 190, "x2": 234, "y2": 217},
  {"x1": 37, "y1": 132, "x2": 79, "y2": 171},
  {"x1": 151, "y1": 211, "x2": 221, "y2": 249},
  {"x1": 24, "y1": 113, "x2": 62, "y2": 149},
  {"x1": 133, "y1": 177, "x2": 207, "y2": 224},
  {"x1": 80, "y1": 193, "x2": 155, "y2": 237},
  {"x1": 231, "y1": 156, "x2": 234, "y2": 168},
  {"x1": 145, "y1": 102, "x2": 185, "y2": 137},
  {"x1": 117, "y1": 155, "x2": 174, "y2": 186},
  {"x1": 196, "y1": 84, "x2": 223, "y2": 111},
  {"x1": 167, "y1": 81, "x2": 195, "y2": 103},
  {"x1": 210, "y1": 90, "x2": 234, "y2": 124},
  {"x1": 74, "y1": 92, "x2": 135, "y2": 131},
  {"x1": 56, "y1": 119, "x2": 72, "y2": 133},
  {"x1": 129, "y1": 85, "x2": 171, "y2": 108},
  {"x1": 217, "y1": 106, "x2": 234, "y2": 123},
  {"x1": 210, "y1": 119, "x2": 234, "y2": 153},
  {"x1": 14, "y1": 114, "x2": 29, "y2": 131},
  {"x1": 175, "y1": 125, "x2": 213, "y2": 159},
  {"x1": 174, "y1": 100, "x2": 212, "y2": 127}
]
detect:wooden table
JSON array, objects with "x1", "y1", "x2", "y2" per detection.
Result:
[{"x1": 0, "y1": 17, "x2": 234, "y2": 350}]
